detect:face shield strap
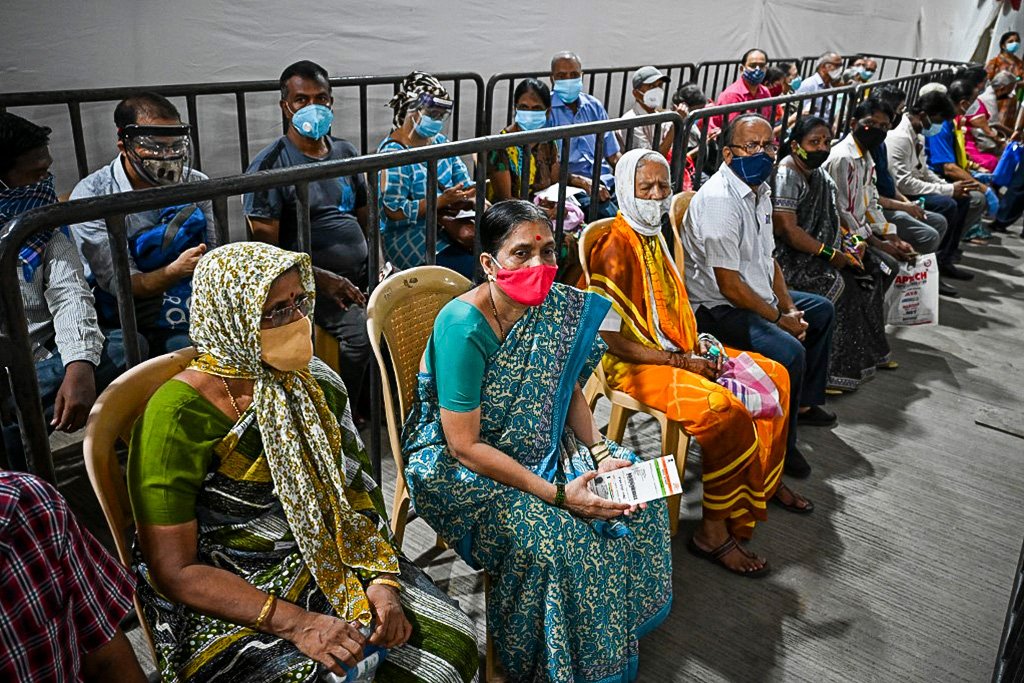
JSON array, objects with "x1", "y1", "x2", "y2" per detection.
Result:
[{"x1": 412, "y1": 93, "x2": 454, "y2": 120}]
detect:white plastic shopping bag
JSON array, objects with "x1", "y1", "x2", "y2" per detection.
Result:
[{"x1": 884, "y1": 253, "x2": 939, "y2": 326}]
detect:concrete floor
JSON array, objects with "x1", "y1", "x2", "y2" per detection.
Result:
[{"x1": 50, "y1": 228, "x2": 1024, "y2": 682}]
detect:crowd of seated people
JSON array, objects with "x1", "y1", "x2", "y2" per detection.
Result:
[{"x1": 2, "y1": 46, "x2": 1019, "y2": 682}]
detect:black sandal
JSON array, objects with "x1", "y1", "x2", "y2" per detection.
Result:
[
  {"x1": 687, "y1": 535, "x2": 771, "y2": 578},
  {"x1": 770, "y1": 484, "x2": 815, "y2": 515}
]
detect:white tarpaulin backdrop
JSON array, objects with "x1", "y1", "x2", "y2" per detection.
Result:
[{"x1": 2, "y1": 0, "x2": 1023, "y2": 193}]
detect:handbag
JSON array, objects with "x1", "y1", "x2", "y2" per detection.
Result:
[{"x1": 992, "y1": 141, "x2": 1023, "y2": 187}]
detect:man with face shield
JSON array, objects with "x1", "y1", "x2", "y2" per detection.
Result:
[
  {"x1": 377, "y1": 71, "x2": 476, "y2": 271},
  {"x1": 70, "y1": 92, "x2": 215, "y2": 356},
  {"x1": 0, "y1": 113, "x2": 130, "y2": 463},
  {"x1": 244, "y1": 60, "x2": 372, "y2": 418}
]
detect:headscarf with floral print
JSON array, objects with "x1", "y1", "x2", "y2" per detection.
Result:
[{"x1": 188, "y1": 242, "x2": 398, "y2": 624}]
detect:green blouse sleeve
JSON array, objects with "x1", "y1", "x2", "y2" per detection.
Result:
[
  {"x1": 425, "y1": 299, "x2": 500, "y2": 413},
  {"x1": 127, "y1": 379, "x2": 232, "y2": 526}
]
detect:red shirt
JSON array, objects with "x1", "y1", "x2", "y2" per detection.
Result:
[
  {"x1": 0, "y1": 472, "x2": 135, "y2": 682},
  {"x1": 710, "y1": 77, "x2": 775, "y2": 129}
]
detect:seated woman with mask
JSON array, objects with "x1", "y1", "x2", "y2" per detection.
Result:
[
  {"x1": 404, "y1": 200, "x2": 672, "y2": 682},
  {"x1": 128, "y1": 242, "x2": 478, "y2": 683},
  {"x1": 486, "y1": 78, "x2": 561, "y2": 202},
  {"x1": 773, "y1": 116, "x2": 893, "y2": 393},
  {"x1": 585, "y1": 149, "x2": 812, "y2": 577},
  {"x1": 378, "y1": 71, "x2": 476, "y2": 272}
]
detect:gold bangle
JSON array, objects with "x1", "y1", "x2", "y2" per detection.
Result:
[
  {"x1": 253, "y1": 594, "x2": 276, "y2": 631},
  {"x1": 369, "y1": 577, "x2": 403, "y2": 592},
  {"x1": 590, "y1": 441, "x2": 611, "y2": 464}
]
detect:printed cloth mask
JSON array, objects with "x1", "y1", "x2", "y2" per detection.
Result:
[
  {"x1": 1007, "y1": 41, "x2": 1021, "y2": 54},
  {"x1": 488, "y1": 256, "x2": 557, "y2": 306},
  {"x1": 789, "y1": 75, "x2": 803, "y2": 91},
  {"x1": 728, "y1": 152, "x2": 774, "y2": 186},
  {"x1": 515, "y1": 109, "x2": 548, "y2": 131},
  {"x1": 414, "y1": 112, "x2": 445, "y2": 138},
  {"x1": 853, "y1": 124, "x2": 887, "y2": 151},
  {"x1": 922, "y1": 121, "x2": 945, "y2": 137},
  {"x1": 742, "y1": 67, "x2": 766, "y2": 85},
  {"x1": 0, "y1": 173, "x2": 67, "y2": 281},
  {"x1": 642, "y1": 87, "x2": 665, "y2": 109},
  {"x1": 290, "y1": 104, "x2": 334, "y2": 139},
  {"x1": 260, "y1": 314, "x2": 314, "y2": 371},
  {"x1": 796, "y1": 145, "x2": 830, "y2": 170},
  {"x1": 553, "y1": 77, "x2": 584, "y2": 104},
  {"x1": 127, "y1": 148, "x2": 186, "y2": 187}
]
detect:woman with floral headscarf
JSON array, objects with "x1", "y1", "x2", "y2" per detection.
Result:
[
  {"x1": 127, "y1": 242, "x2": 478, "y2": 682},
  {"x1": 377, "y1": 71, "x2": 477, "y2": 273}
]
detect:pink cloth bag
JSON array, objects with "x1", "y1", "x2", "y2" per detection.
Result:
[{"x1": 716, "y1": 352, "x2": 783, "y2": 418}]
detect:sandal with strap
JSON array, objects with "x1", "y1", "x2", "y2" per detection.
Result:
[
  {"x1": 687, "y1": 535, "x2": 771, "y2": 578},
  {"x1": 770, "y1": 483, "x2": 815, "y2": 515}
]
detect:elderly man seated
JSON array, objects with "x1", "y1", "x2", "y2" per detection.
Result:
[
  {"x1": 617, "y1": 66, "x2": 681, "y2": 156},
  {"x1": 547, "y1": 51, "x2": 621, "y2": 218},
  {"x1": 681, "y1": 114, "x2": 837, "y2": 479},
  {"x1": 795, "y1": 52, "x2": 845, "y2": 120},
  {"x1": 586, "y1": 148, "x2": 812, "y2": 578}
]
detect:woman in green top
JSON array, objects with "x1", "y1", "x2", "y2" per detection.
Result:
[
  {"x1": 404, "y1": 201, "x2": 673, "y2": 682},
  {"x1": 127, "y1": 242, "x2": 478, "y2": 683}
]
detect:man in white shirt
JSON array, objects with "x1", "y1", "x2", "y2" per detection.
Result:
[
  {"x1": 795, "y1": 52, "x2": 845, "y2": 120},
  {"x1": 682, "y1": 114, "x2": 837, "y2": 479},
  {"x1": 886, "y1": 89, "x2": 983, "y2": 281}
]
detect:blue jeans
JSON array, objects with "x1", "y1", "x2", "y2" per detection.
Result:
[
  {"x1": 3, "y1": 330, "x2": 130, "y2": 471},
  {"x1": 695, "y1": 292, "x2": 836, "y2": 452}
]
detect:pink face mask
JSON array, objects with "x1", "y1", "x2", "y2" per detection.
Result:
[{"x1": 489, "y1": 257, "x2": 558, "y2": 306}]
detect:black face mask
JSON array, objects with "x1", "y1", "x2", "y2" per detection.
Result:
[
  {"x1": 853, "y1": 124, "x2": 887, "y2": 151},
  {"x1": 796, "y1": 146, "x2": 830, "y2": 170}
]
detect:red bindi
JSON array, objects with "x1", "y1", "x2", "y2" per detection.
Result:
[{"x1": 535, "y1": 235, "x2": 542, "y2": 240}]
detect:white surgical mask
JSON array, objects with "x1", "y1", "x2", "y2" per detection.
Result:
[
  {"x1": 642, "y1": 87, "x2": 665, "y2": 109},
  {"x1": 828, "y1": 67, "x2": 844, "y2": 81}
]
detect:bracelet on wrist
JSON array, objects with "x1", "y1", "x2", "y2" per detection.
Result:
[
  {"x1": 553, "y1": 482, "x2": 566, "y2": 508},
  {"x1": 253, "y1": 593, "x2": 276, "y2": 631},
  {"x1": 369, "y1": 577, "x2": 403, "y2": 593},
  {"x1": 772, "y1": 308, "x2": 783, "y2": 324}
]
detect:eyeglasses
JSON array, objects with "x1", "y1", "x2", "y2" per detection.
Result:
[
  {"x1": 728, "y1": 141, "x2": 778, "y2": 156},
  {"x1": 261, "y1": 293, "x2": 312, "y2": 328}
]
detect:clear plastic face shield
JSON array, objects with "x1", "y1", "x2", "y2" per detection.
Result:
[
  {"x1": 412, "y1": 92, "x2": 454, "y2": 122},
  {"x1": 119, "y1": 123, "x2": 192, "y2": 186}
]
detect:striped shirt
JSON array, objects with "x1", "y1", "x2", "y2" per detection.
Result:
[
  {"x1": 823, "y1": 133, "x2": 893, "y2": 239},
  {"x1": 0, "y1": 471, "x2": 135, "y2": 682},
  {"x1": 21, "y1": 230, "x2": 104, "y2": 365}
]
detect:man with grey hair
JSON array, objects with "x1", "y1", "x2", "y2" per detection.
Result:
[
  {"x1": 795, "y1": 52, "x2": 845, "y2": 119},
  {"x1": 547, "y1": 51, "x2": 621, "y2": 217}
]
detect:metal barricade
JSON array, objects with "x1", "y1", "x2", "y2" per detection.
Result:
[
  {"x1": 993, "y1": 538, "x2": 1024, "y2": 682},
  {"x1": 0, "y1": 72, "x2": 485, "y2": 178},
  {"x1": 0, "y1": 111, "x2": 685, "y2": 483},
  {"x1": 484, "y1": 63, "x2": 697, "y2": 134},
  {"x1": 850, "y1": 54, "x2": 927, "y2": 80}
]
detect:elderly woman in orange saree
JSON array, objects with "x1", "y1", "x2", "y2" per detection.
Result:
[{"x1": 585, "y1": 148, "x2": 813, "y2": 577}]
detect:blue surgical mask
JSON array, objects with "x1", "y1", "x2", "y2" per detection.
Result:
[
  {"x1": 1006, "y1": 41, "x2": 1021, "y2": 54},
  {"x1": 860, "y1": 69, "x2": 875, "y2": 81},
  {"x1": 414, "y1": 112, "x2": 445, "y2": 139},
  {"x1": 788, "y1": 76, "x2": 803, "y2": 92},
  {"x1": 552, "y1": 77, "x2": 584, "y2": 104},
  {"x1": 742, "y1": 67, "x2": 766, "y2": 85},
  {"x1": 290, "y1": 104, "x2": 333, "y2": 140},
  {"x1": 515, "y1": 109, "x2": 548, "y2": 131},
  {"x1": 728, "y1": 152, "x2": 774, "y2": 186},
  {"x1": 922, "y1": 121, "x2": 945, "y2": 137}
]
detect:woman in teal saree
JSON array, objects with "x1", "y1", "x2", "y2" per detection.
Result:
[{"x1": 404, "y1": 200, "x2": 673, "y2": 682}]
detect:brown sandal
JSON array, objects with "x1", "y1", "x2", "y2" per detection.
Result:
[
  {"x1": 770, "y1": 483, "x2": 815, "y2": 515},
  {"x1": 687, "y1": 535, "x2": 771, "y2": 578}
]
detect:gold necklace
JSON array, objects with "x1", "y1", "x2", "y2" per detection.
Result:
[
  {"x1": 487, "y1": 282, "x2": 513, "y2": 338},
  {"x1": 219, "y1": 376, "x2": 242, "y2": 420}
]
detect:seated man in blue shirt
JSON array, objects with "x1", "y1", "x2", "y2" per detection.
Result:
[
  {"x1": 244, "y1": 60, "x2": 370, "y2": 414},
  {"x1": 546, "y1": 51, "x2": 621, "y2": 218}
]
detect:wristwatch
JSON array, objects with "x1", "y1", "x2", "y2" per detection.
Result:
[{"x1": 553, "y1": 482, "x2": 566, "y2": 508}]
